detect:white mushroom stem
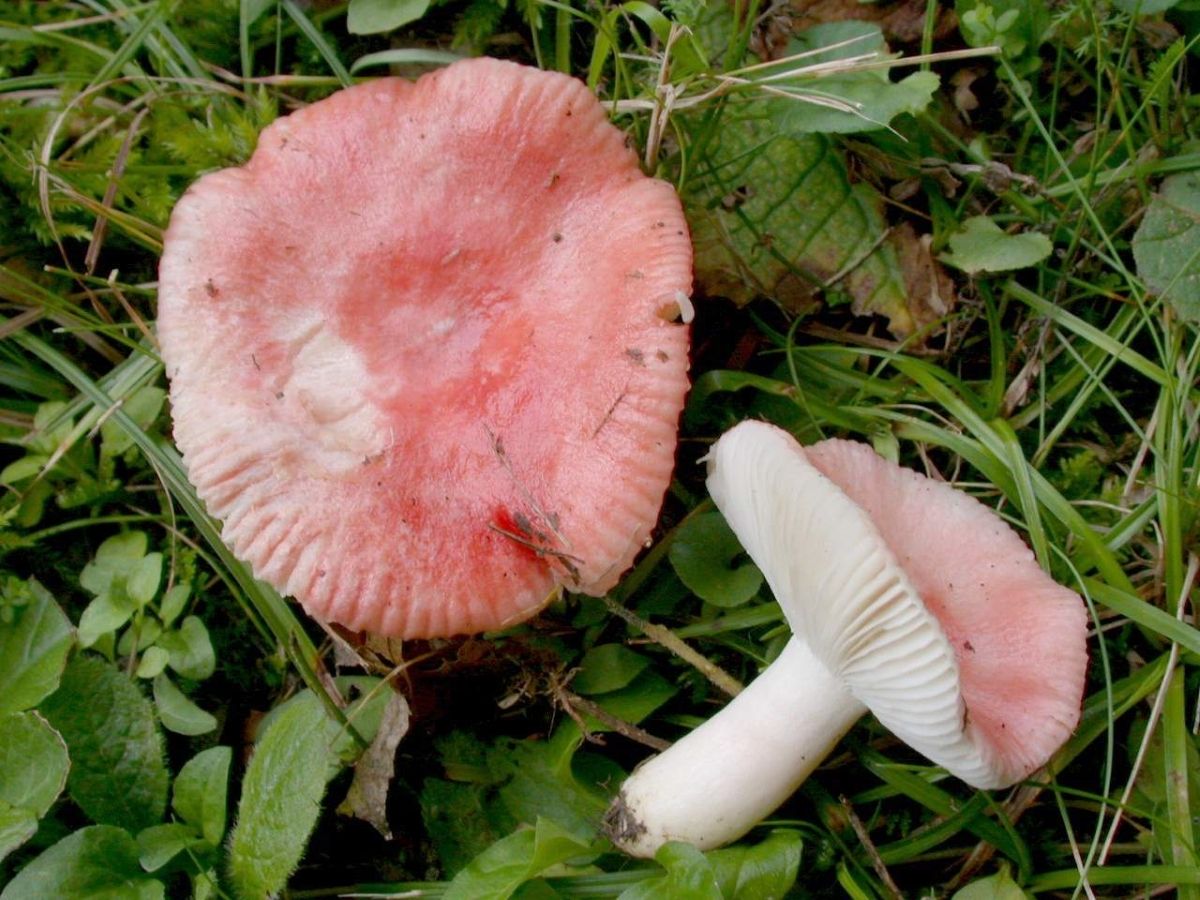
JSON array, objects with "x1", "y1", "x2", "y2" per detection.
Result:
[{"x1": 605, "y1": 637, "x2": 866, "y2": 857}]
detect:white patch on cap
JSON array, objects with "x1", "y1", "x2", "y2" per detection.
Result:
[{"x1": 276, "y1": 318, "x2": 388, "y2": 474}]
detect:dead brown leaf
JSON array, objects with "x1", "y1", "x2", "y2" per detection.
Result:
[
  {"x1": 890, "y1": 223, "x2": 957, "y2": 335},
  {"x1": 337, "y1": 690, "x2": 411, "y2": 839}
]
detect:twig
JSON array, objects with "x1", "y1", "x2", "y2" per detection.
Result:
[
  {"x1": 557, "y1": 687, "x2": 671, "y2": 752},
  {"x1": 840, "y1": 795, "x2": 902, "y2": 900},
  {"x1": 601, "y1": 595, "x2": 743, "y2": 697}
]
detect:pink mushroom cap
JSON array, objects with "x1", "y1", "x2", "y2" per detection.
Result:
[
  {"x1": 804, "y1": 437, "x2": 1089, "y2": 784},
  {"x1": 157, "y1": 59, "x2": 692, "y2": 638}
]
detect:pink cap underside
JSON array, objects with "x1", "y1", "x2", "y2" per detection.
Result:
[
  {"x1": 805, "y1": 440, "x2": 1087, "y2": 781},
  {"x1": 158, "y1": 60, "x2": 691, "y2": 638}
]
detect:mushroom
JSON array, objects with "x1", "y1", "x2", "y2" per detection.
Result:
[
  {"x1": 157, "y1": 59, "x2": 692, "y2": 638},
  {"x1": 605, "y1": 420, "x2": 1088, "y2": 857}
]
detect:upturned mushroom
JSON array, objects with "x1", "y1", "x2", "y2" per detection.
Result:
[
  {"x1": 158, "y1": 59, "x2": 692, "y2": 638},
  {"x1": 606, "y1": 420, "x2": 1088, "y2": 857}
]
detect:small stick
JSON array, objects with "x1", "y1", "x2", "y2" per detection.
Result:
[
  {"x1": 841, "y1": 795, "x2": 903, "y2": 900},
  {"x1": 601, "y1": 595, "x2": 744, "y2": 698},
  {"x1": 559, "y1": 688, "x2": 671, "y2": 752}
]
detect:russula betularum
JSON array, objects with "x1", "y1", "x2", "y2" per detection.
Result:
[
  {"x1": 606, "y1": 420, "x2": 1088, "y2": 857},
  {"x1": 158, "y1": 58, "x2": 693, "y2": 639}
]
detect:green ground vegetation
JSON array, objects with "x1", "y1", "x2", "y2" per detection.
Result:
[{"x1": 0, "y1": 0, "x2": 1198, "y2": 897}]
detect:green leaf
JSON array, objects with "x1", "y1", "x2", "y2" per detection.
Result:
[
  {"x1": 0, "y1": 711, "x2": 70, "y2": 818},
  {"x1": 494, "y1": 731, "x2": 608, "y2": 842},
  {"x1": 444, "y1": 818, "x2": 594, "y2": 900},
  {"x1": 126, "y1": 553, "x2": 163, "y2": 607},
  {"x1": 158, "y1": 615, "x2": 215, "y2": 680},
  {"x1": 227, "y1": 691, "x2": 343, "y2": 899},
  {"x1": 100, "y1": 386, "x2": 165, "y2": 458},
  {"x1": 571, "y1": 645, "x2": 651, "y2": 694},
  {"x1": 95, "y1": 530, "x2": 148, "y2": 570},
  {"x1": 152, "y1": 674, "x2": 217, "y2": 736},
  {"x1": 780, "y1": 23, "x2": 937, "y2": 134},
  {"x1": 0, "y1": 454, "x2": 47, "y2": 485},
  {"x1": 350, "y1": 48, "x2": 462, "y2": 73},
  {"x1": 686, "y1": 121, "x2": 917, "y2": 334},
  {"x1": 952, "y1": 865, "x2": 1033, "y2": 899},
  {"x1": 619, "y1": 842, "x2": 723, "y2": 900},
  {"x1": 136, "y1": 822, "x2": 208, "y2": 872},
  {"x1": 0, "y1": 578, "x2": 73, "y2": 715},
  {"x1": 0, "y1": 802, "x2": 37, "y2": 864},
  {"x1": 955, "y1": 0, "x2": 1049, "y2": 58},
  {"x1": 709, "y1": 830, "x2": 804, "y2": 898},
  {"x1": 1132, "y1": 170, "x2": 1200, "y2": 321},
  {"x1": 669, "y1": 512, "x2": 763, "y2": 607},
  {"x1": 158, "y1": 584, "x2": 189, "y2": 627},
  {"x1": 939, "y1": 216, "x2": 1053, "y2": 274},
  {"x1": 135, "y1": 646, "x2": 170, "y2": 679},
  {"x1": 79, "y1": 531, "x2": 147, "y2": 597},
  {"x1": 38, "y1": 655, "x2": 169, "y2": 831},
  {"x1": 0, "y1": 825, "x2": 164, "y2": 900},
  {"x1": 77, "y1": 592, "x2": 137, "y2": 648},
  {"x1": 173, "y1": 746, "x2": 232, "y2": 845},
  {"x1": 347, "y1": 0, "x2": 431, "y2": 34}
]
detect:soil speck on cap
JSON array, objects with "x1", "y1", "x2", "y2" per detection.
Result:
[
  {"x1": 552, "y1": 232, "x2": 563, "y2": 243},
  {"x1": 204, "y1": 279, "x2": 219, "y2": 297},
  {"x1": 625, "y1": 348, "x2": 646, "y2": 365}
]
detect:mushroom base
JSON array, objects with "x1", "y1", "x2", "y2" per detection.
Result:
[{"x1": 604, "y1": 637, "x2": 866, "y2": 857}]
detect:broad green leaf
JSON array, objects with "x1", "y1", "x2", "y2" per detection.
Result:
[
  {"x1": 444, "y1": 818, "x2": 593, "y2": 900},
  {"x1": 158, "y1": 584, "x2": 189, "y2": 627},
  {"x1": 0, "y1": 711, "x2": 69, "y2": 818},
  {"x1": 0, "y1": 825, "x2": 164, "y2": 900},
  {"x1": 493, "y1": 730, "x2": 608, "y2": 842},
  {"x1": 100, "y1": 386, "x2": 165, "y2": 458},
  {"x1": 0, "y1": 801, "x2": 37, "y2": 863},
  {"x1": 0, "y1": 454, "x2": 47, "y2": 484},
  {"x1": 1132, "y1": 170, "x2": 1200, "y2": 321},
  {"x1": 0, "y1": 578, "x2": 73, "y2": 715},
  {"x1": 619, "y1": 842, "x2": 722, "y2": 900},
  {"x1": 39, "y1": 656, "x2": 169, "y2": 831},
  {"x1": 421, "y1": 777, "x2": 509, "y2": 877},
  {"x1": 952, "y1": 865, "x2": 1032, "y2": 899},
  {"x1": 686, "y1": 120, "x2": 918, "y2": 334},
  {"x1": 94, "y1": 530, "x2": 148, "y2": 569},
  {"x1": 135, "y1": 646, "x2": 170, "y2": 679},
  {"x1": 939, "y1": 216, "x2": 1053, "y2": 274},
  {"x1": 136, "y1": 822, "x2": 208, "y2": 872},
  {"x1": 780, "y1": 23, "x2": 937, "y2": 134},
  {"x1": 347, "y1": 0, "x2": 431, "y2": 34},
  {"x1": 709, "y1": 830, "x2": 804, "y2": 898},
  {"x1": 158, "y1": 616, "x2": 215, "y2": 680},
  {"x1": 152, "y1": 674, "x2": 217, "y2": 736},
  {"x1": 77, "y1": 591, "x2": 137, "y2": 648},
  {"x1": 79, "y1": 532, "x2": 147, "y2": 597},
  {"x1": 118, "y1": 618, "x2": 162, "y2": 657},
  {"x1": 173, "y1": 746, "x2": 232, "y2": 845},
  {"x1": 126, "y1": 553, "x2": 163, "y2": 607},
  {"x1": 571, "y1": 645, "x2": 651, "y2": 694},
  {"x1": 669, "y1": 512, "x2": 763, "y2": 607},
  {"x1": 227, "y1": 691, "x2": 343, "y2": 900}
]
